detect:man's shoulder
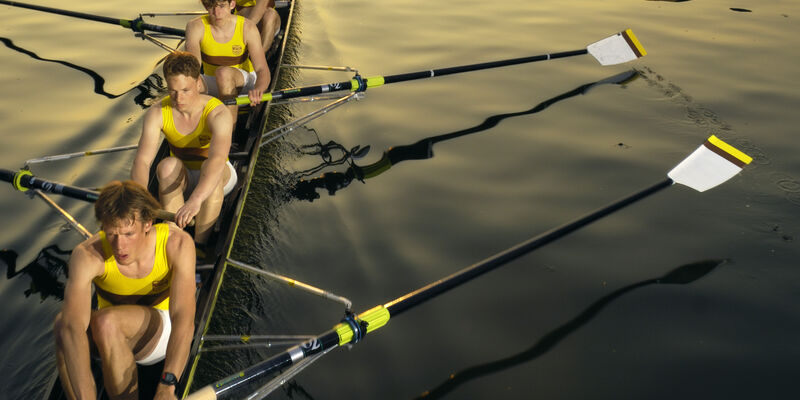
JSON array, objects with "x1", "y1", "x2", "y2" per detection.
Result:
[
  {"x1": 164, "y1": 224, "x2": 194, "y2": 254},
  {"x1": 70, "y1": 235, "x2": 106, "y2": 278}
]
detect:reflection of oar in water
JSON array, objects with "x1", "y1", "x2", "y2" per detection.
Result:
[
  {"x1": 415, "y1": 259, "x2": 725, "y2": 399},
  {"x1": 0, "y1": 168, "x2": 185, "y2": 225},
  {"x1": 292, "y1": 69, "x2": 640, "y2": 201},
  {"x1": 0, "y1": 0, "x2": 185, "y2": 36},
  {"x1": 227, "y1": 30, "x2": 647, "y2": 106},
  {"x1": 1, "y1": 245, "x2": 71, "y2": 302},
  {"x1": 186, "y1": 136, "x2": 752, "y2": 399}
]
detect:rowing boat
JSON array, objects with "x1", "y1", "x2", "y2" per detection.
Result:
[{"x1": 39, "y1": 1, "x2": 296, "y2": 398}]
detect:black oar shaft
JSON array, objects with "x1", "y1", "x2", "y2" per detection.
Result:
[
  {"x1": 226, "y1": 49, "x2": 589, "y2": 105},
  {"x1": 385, "y1": 177, "x2": 674, "y2": 316},
  {"x1": 0, "y1": 168, "x2": 180, "y2": 223},
  {"x1": 382, "y1": 49, "x2": 588, "y2": 85},
  {"x1": 188, "y1": 178, "x2": 676, "y2": 399},
  {"x1": 0, "y1": 168, "x2": 99, "y2": 202},
  {"x1": 0, "y1": 0, "x2": 185, "y2": 36}
]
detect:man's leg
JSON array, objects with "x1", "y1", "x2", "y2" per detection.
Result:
[
  {"x1": 156, "y1": 157, "x2": 188, "y2": 214},
  {"x1": 261, "y1": 7, "x2": 281, "y2": 51},
  {"x1": 214, "y1": 67, "x2": 246, "y2": 125},
  {"x1": 90, "y1": 305, "x2": 163, "y2": 400}
]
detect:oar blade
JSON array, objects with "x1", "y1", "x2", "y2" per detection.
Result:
[
  {"x1": 587, "y1": 29, "x2": 647, "y2": 66},
  {"x1": 668, "y1": 135, "x2": 752, "y2": 192}
]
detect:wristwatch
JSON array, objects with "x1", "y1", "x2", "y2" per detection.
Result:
[{"x1": 160, "y1": 372, "x2": 179, "y2": 386}]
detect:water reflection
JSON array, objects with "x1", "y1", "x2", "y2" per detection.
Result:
[
  {"x1": 415, "y1": 259, "x2": 726, "y2": 399},
  {"x1": 1, "y1": 245, "x2": 70, "y2": 302},
  {"x1": 291, "y1": 69, "x2": 639, "y2": 201},
  {"x1": 0, "y1": 36, "x2": 165, "y2": 106}
]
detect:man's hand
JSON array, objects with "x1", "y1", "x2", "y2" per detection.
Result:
[
  {"x1": 174, "y1": 198, "x2": 201, "y2": 228},
  {"x1": 248, "y1": 88, "x2": 265, "y2": 106},
  {"x1": 154, "y1": 383, "x2": 177, "y2": 400}
]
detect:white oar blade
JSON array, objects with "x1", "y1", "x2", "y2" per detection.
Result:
[
  {"x1": 587, "y1": 29, "x2": 647, "y2": 66},
  {"x1": 668, "y1": 135, "x2": 752, "y2": 192}
]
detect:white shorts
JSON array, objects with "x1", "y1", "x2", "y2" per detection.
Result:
[
  {"x1": 203, "y1": 69, "x2": 257, "y2": 97},
  {"x1": 136, "y1": 308, "x2": 171, "y2": 365},
  {"x1": 185, "y1": 160, "x2": 238, "y2": 196}
]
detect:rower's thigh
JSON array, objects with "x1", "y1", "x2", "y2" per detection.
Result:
[
  {"x1": 90, "y1": 305, "x2": 162, "y2": 352},
  {"x1": 215, "y1": 66, "x2": 245, "y2": 88}
]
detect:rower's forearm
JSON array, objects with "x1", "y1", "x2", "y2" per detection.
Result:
[
  {"x1": 60, "y1": 325, "x2": 97, "y2": 399},
  {"x1": 188, "y1": 159, "x2": 225, "y2": 204},
  {"x1": 162, "y1": 315, "x2": 194, "y2": 377},
  {"x1": 131, "y1": 161, "x2": 151, "y2": 187}
]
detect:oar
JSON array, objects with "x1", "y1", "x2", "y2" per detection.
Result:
[
  {"x1": 0, "y1": 168, "x2": 181, "y2": 224},
  {"x1": 225, "y1": 29, "x2": 647, "y2": 106},
  {"x1": 0, "y1": 0, "x2": 185, "y2": 36},
  {"x1": 24, "y1": 144, "x2": 139, "y2": 167},
  {"x1": 184, "y1": 135, "x2": 751, "y2": 400}
]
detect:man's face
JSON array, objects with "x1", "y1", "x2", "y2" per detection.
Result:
[
  {"x1": 166, "y1": 74, "x2": 202, "y2": 112},
  {"x1": 205, "y1": 0, "x2": 235, "y2": 21},
  {"x1": 102, "y1": 218, "x2": 151, "y2": 266}
]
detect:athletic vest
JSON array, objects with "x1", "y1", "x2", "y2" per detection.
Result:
[
  {"x1": 236, "y1": 0, "x2": 256, "y2": 7},
  {"x1": 161, "y1": 96, "x2": 224, "y2": 170},
  {"x1": 94, "y1": 223, "x2": 171, "y2": 310},
  {"x1": 200, "y1": 15, "x2": 254, "y2": 76}
]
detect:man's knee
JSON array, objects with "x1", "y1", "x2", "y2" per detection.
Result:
[
  {"x1": 156, "y1": 157, "x2": 185, "y2": 190},
  {"x1": 89, "y1": 309, "x2": 120, "y2": 350}
]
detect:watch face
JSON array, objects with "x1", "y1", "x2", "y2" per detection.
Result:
[{"x1": 161, "y1": 372, "x2": 178, "y2": 385}]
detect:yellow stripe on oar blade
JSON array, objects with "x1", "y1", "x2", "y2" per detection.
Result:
[
  {"x1": 668, "y1": 135, "x2": 752, "y2": 192},
  {"x1": 587, "y1": 29, "x2": 647, "y2": 66}
]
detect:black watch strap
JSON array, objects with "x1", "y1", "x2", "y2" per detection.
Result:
[{"x1": 160, "y1": 372, "x2": 179, "y2": 386}]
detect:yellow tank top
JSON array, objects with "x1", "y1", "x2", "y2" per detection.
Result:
[
  {"x1": 94, "y1": 223, "x2": 171, "y2": 310},
  {"x1": 200, "y1": 15, "x2": 254, "y2": 76},
  {"x1": 161, "y1": 96, "x2": 224, "y2": 170},
  {"x1": 236, "y1": 0, "x2": 256, "y2": 7}
]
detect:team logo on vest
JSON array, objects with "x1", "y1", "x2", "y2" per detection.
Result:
[
  {"x1": 199, "y1": 133, "x2": 211, "y2": 147},
  {"x1": 232, "y1": 45, "x2": 244, "y2": 55}
]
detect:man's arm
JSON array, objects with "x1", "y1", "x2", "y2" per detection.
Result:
[
  {"x1": 173, "y1": 104, "x2": 232, "y2": 227},
  {"x1": 131, "y1": 105, "x2": 164, "y2": 187},
  {"x1": 155, "y1": 227, "x2": 196, "y2": 399},
  {"x1": 184, "y1": 18, "x2": 204, "y2": 67},
  {"x1": 244, "y1": 18, "x2": 270, "y2": 105},
  {"x1": 58, "y1": 240, "x2": 103, "y2": 399}
]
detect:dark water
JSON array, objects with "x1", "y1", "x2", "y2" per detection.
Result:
[{"x1": 2, "y1": 0, "x2": 799, "y2": 399}]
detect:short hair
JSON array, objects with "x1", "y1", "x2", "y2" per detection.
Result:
[
  {"x1": 95, "y1": 180, "x2": 162, "y2": 228},
  {"x1": 163, "y1": 51, "x2": 201, "y2": 79},
  {"x1": 201, "y1": 0, "x2": 233, "y2": 9}
]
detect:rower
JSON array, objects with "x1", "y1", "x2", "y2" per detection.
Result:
[
  {"x1": 131, "y1": 51, "x2": 236, "y2": 250},
  {"x1": 235, "y1": 0, "x2": 281, "y2": 53},
  {"x1": 184, "y1": 0, "x2": 270, "y2": 125},
  {"x1": 53, "y1": 180, "x2": 196, "y2": 400}
]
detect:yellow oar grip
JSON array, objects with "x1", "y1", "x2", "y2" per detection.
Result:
[
  {"x1": 12, "y1": 169, "x2": 32, "y2": 192},
  {"x1": 350, "y1": 76, "x2": 386, "y2": 92},
  {"x1": 235, "y1": 92, "x2": 274, "y2": 105},
  {"x1": 336, "y1": 305, "x2": 391, "y2": 345}
]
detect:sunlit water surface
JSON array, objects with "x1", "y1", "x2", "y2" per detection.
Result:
[{"x1": 1, "y1": 0, "x2": 799, "y2": 399}]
